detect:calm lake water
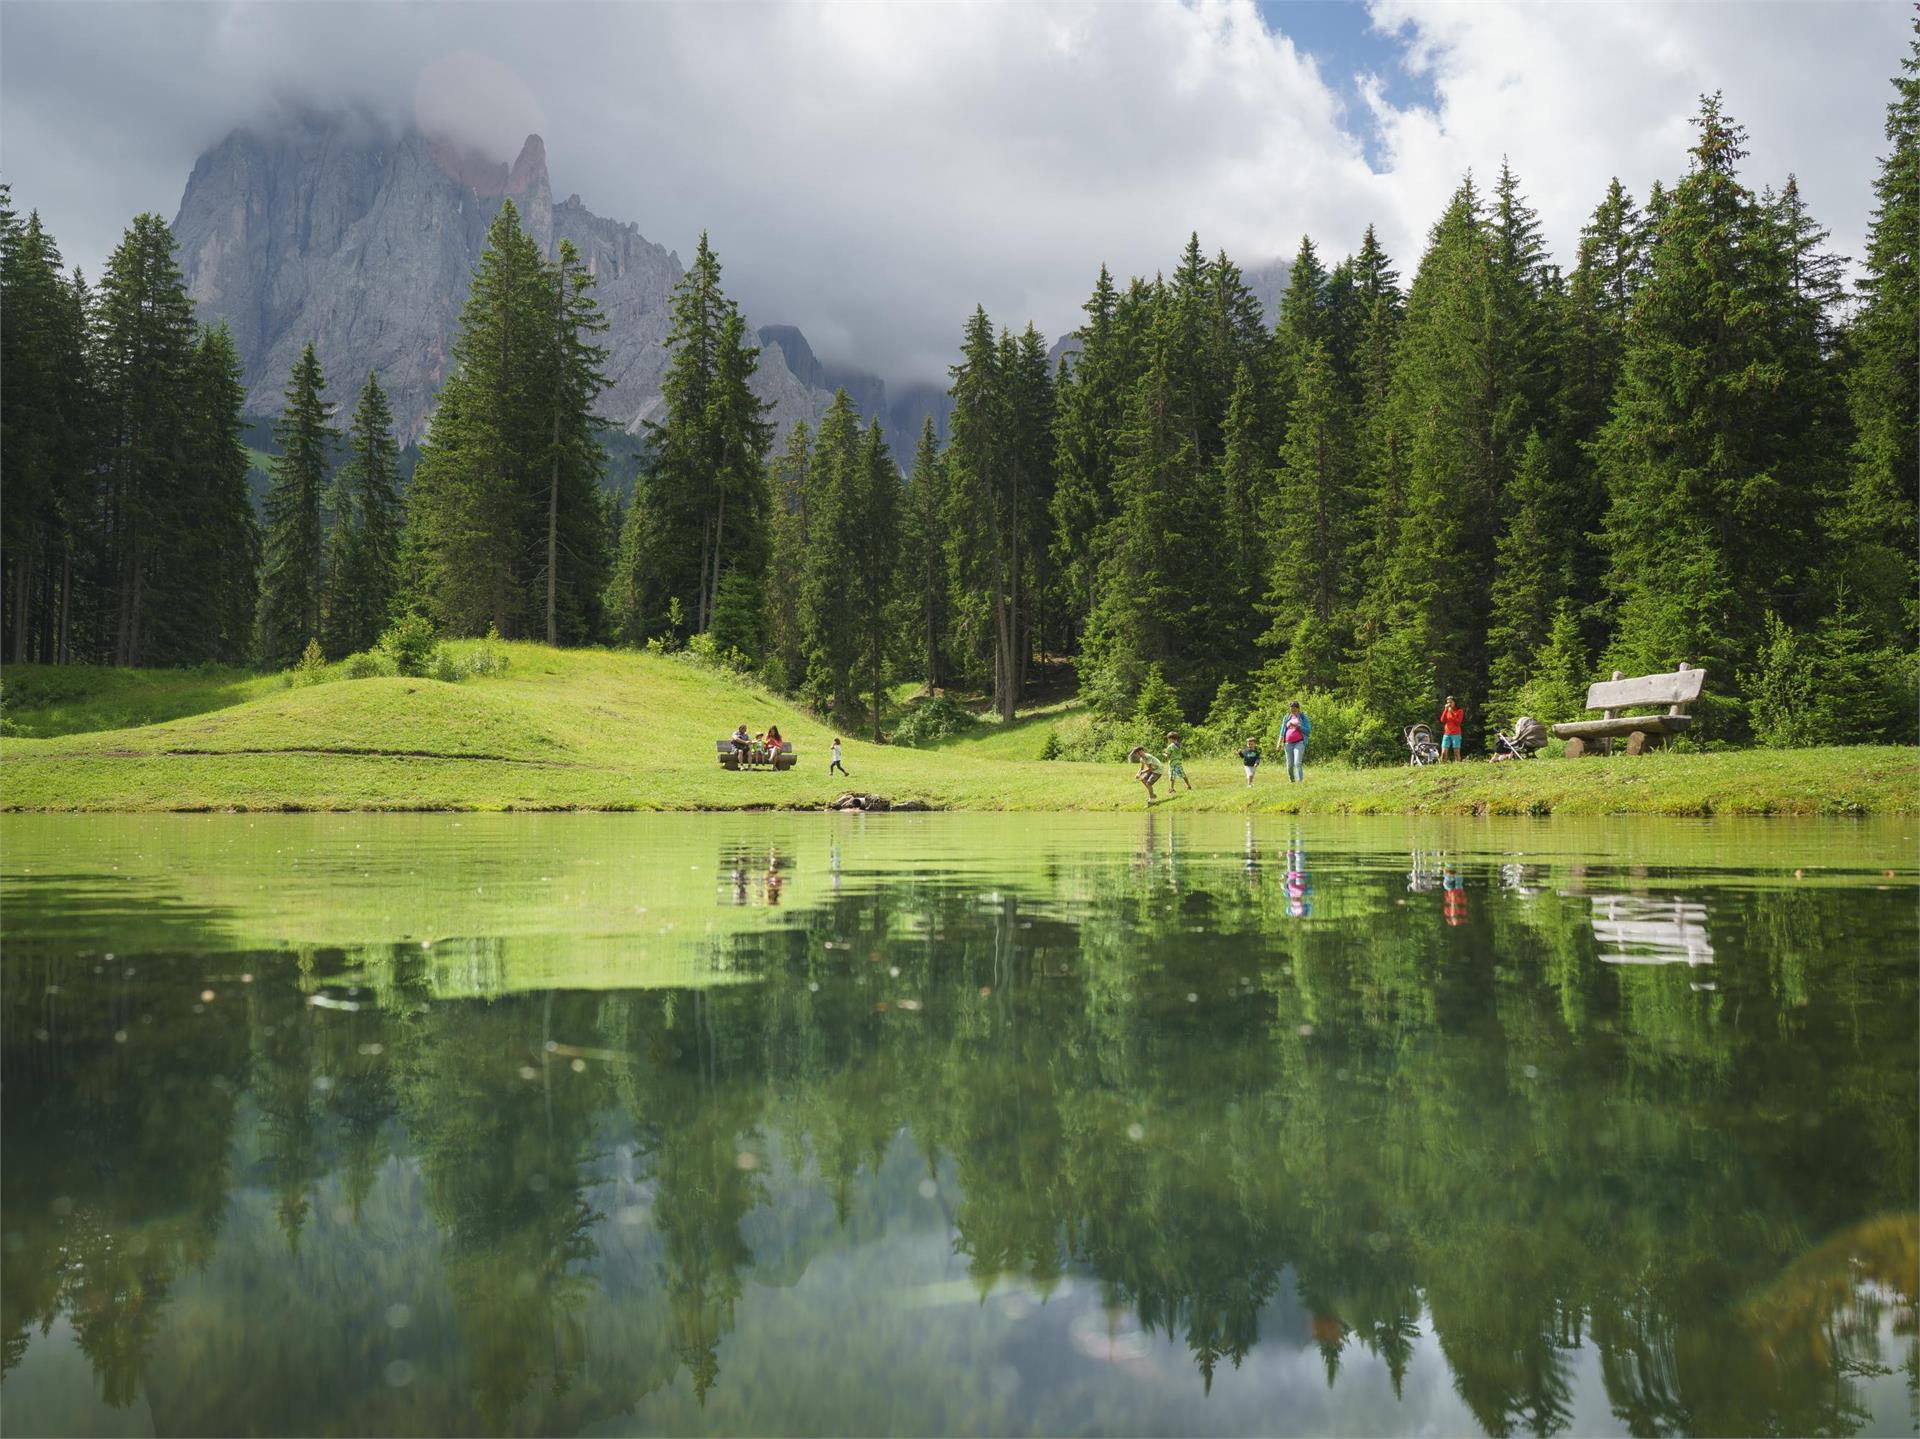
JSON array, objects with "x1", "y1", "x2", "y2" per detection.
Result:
[{"x1": 2, "y1": 813, "x2": 1915, "y2": 1437}]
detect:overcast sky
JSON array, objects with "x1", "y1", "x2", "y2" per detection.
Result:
[{"x1": 0, "y1": 1, "x2": 1905, "y2": 383}]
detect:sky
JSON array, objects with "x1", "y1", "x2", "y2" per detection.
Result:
[{"x1": 0, "y1": 0, "x2": 1906, "y2": 385}]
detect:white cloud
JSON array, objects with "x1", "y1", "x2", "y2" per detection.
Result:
[
  {"x1": 0, "y1": 0, "x2": 1902, "y2": 385},
  {"x1": 1364, "y1": 0, "x2": 1906, "y2": 276}
]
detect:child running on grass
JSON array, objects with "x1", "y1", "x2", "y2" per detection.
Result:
[
  {"x1": 1238, "y1": 736, "x2": 1261, "y2": 787},
  {"x1": 1127, "y1": 746, "x2": 1163, "y2": 804},
  {"x1": 1164, "y1": 732, "x2": 1192, "y2": 792},
  {"x1": 829, "y1": 738, "x2": 849, "y2": 777}
]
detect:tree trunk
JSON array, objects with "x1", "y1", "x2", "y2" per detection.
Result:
[
  {"x1": 57, "y1": 548, "x2": 72, "y2": 665},
  {"x1": 9, "y1": 551, "x2": 28, "y2": 665},
  {"x1": 124, "y1": 550, "x2": 144, "y2": 667},
  {"x1": 547, "y1": 405, "x2": 560, "y2": 645},
  {"x1": 707, "y1": 482, "x2": 726, "y2": 635}
]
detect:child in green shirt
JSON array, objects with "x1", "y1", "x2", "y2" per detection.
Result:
[{"x1": 1164, "y1": 732, "x2": 1192, "y2": 792}]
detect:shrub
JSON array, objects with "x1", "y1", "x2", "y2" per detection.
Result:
[
  {"x1": 1038, "y1": 728, "x2": 1063, "y2": 761},
  {"x1": 680, "y1": 630, "x2": 752, "y2": 676},
  {"x1": 892, "y1": 695, "x2": 981, "y2": 747},
  {"x1": 290, "y1": 638, "x2": 328, "y2": 687},
  {"x1": 429, "y1": 647, "x2": 461, "y2": 684},
  {"x1": 344, "y1": 651, "x2": 389, "y2": 680},
  {"x1": 1132, "y1": 665, "x2": 1184, "y2": 746},
  {"x1": 459, "y1": 628, "x2": 510, "y2": 679},
  {"x1": 379, "y1": 614, "x2": 439, "y2": 677},
  {"x1": 1745, "y1": 596, "x2": 1913, "y2": 748}
]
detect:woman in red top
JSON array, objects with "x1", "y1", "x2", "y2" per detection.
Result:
[{"x1": 1439, "y1": 696, "x2": 1465, "y2": 762}]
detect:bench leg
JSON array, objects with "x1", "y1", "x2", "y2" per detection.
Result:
[
  {"x1": 1625, "y1": 730, "x2": 1651, "y2": 756},
  {"x1": 1564, "y1": 737, "x2": 1587, "y2": 758}
]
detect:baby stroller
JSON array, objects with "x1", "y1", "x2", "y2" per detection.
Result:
[
  {"x1": 1405, "y1": 723, "x2": 1441, "y2": 767},
  {"x1": 1492, "y1": 715, "x2": 1548, "y2": 761}
]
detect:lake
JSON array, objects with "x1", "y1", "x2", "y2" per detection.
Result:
[{"x1": 2, "y1": 813, "x2": 1914, "y2": 1437}]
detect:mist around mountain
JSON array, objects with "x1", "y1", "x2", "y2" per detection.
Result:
[{"x1": 169, "y1": 110, "x2": 918, "y2": 446}]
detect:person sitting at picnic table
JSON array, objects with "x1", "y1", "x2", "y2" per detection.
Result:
[
  {"x1": 765, "y1": 724, "x2": 783, "y2": 758},
  {"x1": 731, "y1": 725, "x2": 753, "y2": 764}
]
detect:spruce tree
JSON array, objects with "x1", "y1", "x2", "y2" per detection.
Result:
[
  {"x1": 1364, "y1": 178, "x2": 1500, "y2": 709},
  {"x1": 322, "y1": 371, "x2": 402, "y2": 656},
  {"x1": 257, "y1": 342, "x2": 337, "y2": 670},
  {"x1": 761, "y1": 420, "x2": 814, "y2": 690},
  {"x1": 179, "y1": 324, "x2": 259, "y2": 666},
  {"x1": 539, "y1": 239, "x2": 612, "y2": 644},
  {"x1": 401, "y1": 201, "x2": 548, "y2": 636},
  {"x1": 0, "y1": 205, "x2": 93, "y2": 663},
  {"x1": 1842, "y1": 21, "x2": 1919, "y2": 634},
  {"x1": 905, "y1": 417, "x2": 950, "y2": 691},
  {"x1": 1595, "y1": 96, "x2": 1834, "y2": 692},
  {"x1": 94, "y1": 213, "x2": 198, "y2": 666},
  {"x1": 1263, "y1": 339, "x2": 1354, "y2": 691},
  {"x1": 800, "y1": 392, "x2": 865, "y2": 715},
  {"x1": 850, "y1": 420, "x2": 902, "y2": 734},
  {"x1": 1050, "y1": 267, "x2": 1125, "y2": 647},
  {"x1": 1485, "y1": 431, "x2": 1567, "y2": 716},
  {"x1": 615, "y1": 233, "x2": 772, "y2": 642}
]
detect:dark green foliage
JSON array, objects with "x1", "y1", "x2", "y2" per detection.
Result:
[
  {"x1": 1744, "y1": 591, "x2": 1912, "y2": 748},
  {"x1": 760, "y1": 421, "x2": 813, "y2": 688},
  {"x1": 1131, "y1": 663, "x2": 1183, "y2": 741},
  {"x1": 95, "y1": 215, "x2": 209, "y2": 666},
  {"x1": 943, "y1": 308, "x2": 1054, "y2": 720},
  {"x1": 405, "y1": 202, "x2": 610, "y2": 642},
  {"x1": 891, "y1": 694, "x2": 979, "y2": 747},
  {"x1": 256, "y1": 343, "x2": 337, "y2": 670},
  {"x1": 0, "y1": 201, "x2": 94, "y2": 664},
  {"x1": 799, "y1": 393, "x2": 865, "y2": 716},
  {"x1": 903, "y1": 419, "x2": 949, "y2": 693},
  {"x1": 608, "y1": 233, "x2": 772, "y2": 646},
  {"x1": 378, "y1": 613, "x2": 438, "y2": 678},
  {"x1": 1596, "y1": 97, "x2": 1838, "y2": 708},
  {"x1": 1842, "y1": 20, "x2": 1920, "y2": 638},
  {"x1": 183, "y1": 326, "x2": 261, "y2": 665},
  {"x1": 1486, "y1": 431, "x2": 1569, "y2": 717},
  {"x1": 1264, "y1": 340, "x2": 1355, "y2": 690},
  {"x1": 322, "y1": 372, "x2": 403, "y2": 657}
]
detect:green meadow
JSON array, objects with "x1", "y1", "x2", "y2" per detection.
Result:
[{"x1": 2, "y1": 642, "x2": 1914, "y2": 815}]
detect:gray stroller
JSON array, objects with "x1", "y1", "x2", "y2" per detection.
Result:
[{"x1": 1492, "y1": 715, "x2": 1548, "y2": 761}]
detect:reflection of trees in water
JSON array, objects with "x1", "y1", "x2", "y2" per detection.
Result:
[{"x1": 3, "y1": 857, "x2": 1914, "y2": 1433}]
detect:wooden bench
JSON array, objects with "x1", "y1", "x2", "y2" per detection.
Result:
[
  {"x1": 716, "y1": 740, "x2": 798, "y2": 772},
  {"x1": 1552, "y1": 663, "x2": 1705, "y2": 756}
]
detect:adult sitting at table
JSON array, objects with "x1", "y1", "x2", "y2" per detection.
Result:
[{"x1": 731, "y1": 724, "x2": 753, "y2": 765}]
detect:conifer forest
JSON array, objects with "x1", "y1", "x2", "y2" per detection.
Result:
[{"x1": 3, "y1": 50, "x2": 1914, "y2": 757}]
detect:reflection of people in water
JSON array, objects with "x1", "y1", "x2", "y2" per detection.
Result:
[
  {"x1": 764, "y1": 848, "x2": 784, "y2": 905},
  {"x1": 829, "y1": 840, "x2": 842, "y2": 893},
  {"x1": 1284, "y1": 839, "x2": 1311, "y2": 918},
  {"x1": 731, "y1": 856, "x2": 749, "y2": 906},
  {"x1": 1244, "y1": 821, "x2": 1260, "y2": 877},
  {"x1": 1443, "y1": 861, "x2": 1467, "y2": 926}
]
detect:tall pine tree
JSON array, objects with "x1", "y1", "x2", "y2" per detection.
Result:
[{"x1": 257, "y1": 342, "x2": 337, "y2": 669}]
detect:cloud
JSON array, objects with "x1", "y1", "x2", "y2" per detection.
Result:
[
  {"x1": 0, "y1": 0, "x2": 1901, "y2": 385},
  {"x1": 1363, "y1": 0, "x2": 1906, "y2": 275}
]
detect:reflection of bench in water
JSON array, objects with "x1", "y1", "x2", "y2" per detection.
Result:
[{"x1": 1590, "y1": 894, "x2": 1714, "y2": 966}]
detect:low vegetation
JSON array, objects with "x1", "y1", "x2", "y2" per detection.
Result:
[{"x1": 3, "y1": 644, "x2": 1912, "y2": 816}]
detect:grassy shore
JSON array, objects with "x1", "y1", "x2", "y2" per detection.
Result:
[{"x1": 2, "y1": 643, "x2": 1914, "y2": 815}]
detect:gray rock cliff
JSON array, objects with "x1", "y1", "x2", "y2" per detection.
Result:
[{"x1": 171, "y1": 111, "x2": 835, "y2": 444}]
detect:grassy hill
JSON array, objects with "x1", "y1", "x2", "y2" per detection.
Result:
[{"x1": 2, "y1": 642, "x2": 1914, "y2": 815}]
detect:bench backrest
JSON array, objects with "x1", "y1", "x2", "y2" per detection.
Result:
[{"x1": 1584, "y1": 664, "x2": 1706, "y2": 713}]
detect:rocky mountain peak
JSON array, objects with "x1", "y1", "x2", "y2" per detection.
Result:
[{"x1": 506, "y1": 134, "x2": 547, "y2": 198}]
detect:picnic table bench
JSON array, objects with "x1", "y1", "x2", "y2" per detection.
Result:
[
  {"x1": 716, "y1": 739, "x2": 798, "y2": 772},
  {"x1": 1552, "y1": 663, "x2": 1705, "y2": 756}
]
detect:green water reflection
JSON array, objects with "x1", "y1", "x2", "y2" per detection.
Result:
[{"x1": 2, "y1": 814, "x2": 1915, "y2": 1436}]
